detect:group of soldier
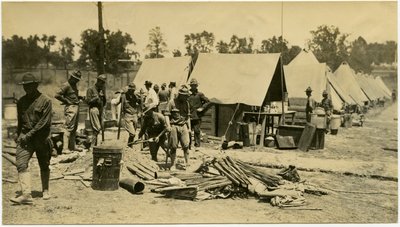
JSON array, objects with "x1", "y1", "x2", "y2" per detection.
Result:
[
  {"x1": 304, "y1": 86, "x2": 333, "y2": 131},
  {"x1": 10, "y1": 70, "x2": 210, "y2": 205}
]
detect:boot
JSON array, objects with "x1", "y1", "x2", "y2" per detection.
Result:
[
  {"x1": 127, "y1": 135, "x2": 135, "y2": 148},
  {"x1": 10, "y1": 171, "x2": 33, "y2": 205},
  {"x1": 40, "y1": 170, "x2": 51, "y2": 200},
  {"x1": 169, "y1": 151, "x2": 176, "y2": 171}
]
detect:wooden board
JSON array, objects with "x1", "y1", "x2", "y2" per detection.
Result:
[
  {"x1": 275, "y1": 135, "x2": 297, "y2": 149},
  {"x1": 297, "y1": 123, "x2": 316, "y2": 151}
]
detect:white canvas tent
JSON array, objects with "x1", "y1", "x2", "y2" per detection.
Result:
[
  {"x1": 189, "y1": 53, "x2": 287, "y2": 138},
  {"x1": 133, "y1": 56, "x2": 191, "y2": 90},
  {"x1": 327, "y1": 73, "x2": 356, "y2": 106},
  {"x1": 375, "y1": 76, "x2": 392, "y2": 97},
  {"x1": 333, "y1": 62, "x2": 369, "y2": 105},
  {"x1": 190, "y1": 53, "x2": 286, "y2": 106},
  {"x1": 365, "y1": 75, "x2": 390, "y2": 99},
  {"x1": 284, "y1": 50, "x2": 344, "y2": 111},
  {"x1": 355, "y1": 73, "x2": 380, "y2": 101}
]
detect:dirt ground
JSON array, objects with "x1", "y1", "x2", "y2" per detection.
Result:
[{"x1": 2, "y1": 103, "x2": 398, "y2": 224}]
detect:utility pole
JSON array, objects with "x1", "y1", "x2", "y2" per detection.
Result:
[{"x1": 97, "y1": 2, "x2": 105, "y2": 75}]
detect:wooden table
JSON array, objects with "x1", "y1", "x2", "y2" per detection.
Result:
[{"x1": 243, "y1": 111, "x2": 296, "y2": 147}]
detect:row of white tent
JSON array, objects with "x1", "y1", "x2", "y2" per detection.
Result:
[{"x1": 134, "y1": 51, "x2": 392, "y2": 112}]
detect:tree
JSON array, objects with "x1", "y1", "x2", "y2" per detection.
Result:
[
  {"x1": 59, "y1": 37, "x2": 75, "y2": 69},
  {"x1": 2, "y1": 35, "x2": 43, "y2": 69},
  {"x1": 258, "y1": 36, "x2": 299, "y2": 64},
  {"x1": 184, "y1": 31, "x2": 215, "y2": 56},
  {"x1": 40, "y1": 34, "x2": 57, "y2": 68},
  {"x1": 367, "y1": 41, "x2": 397, "y2": 65},
  {"x1": 145, "y1": 26, "x2": 168, "y2": 59},
  {"x1": 216, "y1": 40, "x2": 229, "y2": 53},
  {"x1": 172, "y1": 49, "x2": 182, "y2": 57},
  {"x1": 348, "y1": 36, "x2": 372, "y2": 73},
  {"x1": 229, "y1": 35, "x2": 254, "y2": 53},
  {"x1": 77, "y1": 29, "x2": 135, "y2": 74},
  {"x1": 307, "y1": 25, "x2": 350, "y2": 71}
]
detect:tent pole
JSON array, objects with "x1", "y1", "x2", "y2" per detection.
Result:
[{"x1": 279, "y1": 2, "x2": 286, "y2": 126}]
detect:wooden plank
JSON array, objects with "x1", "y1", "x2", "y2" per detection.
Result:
[
  {"x1": 80, "y1": 180, "x2": 91, "y2": 188},
  {"x1": 275, "y1": 135, "x2": 297, "y2": 149},
  {"x1": 297, "y1": 123, "x2": 316, "y2": 151},
  {"x1": 64, "y1": 175, "x2": 83, "y2": 180},
  {"x1": 63, "y1": 168, "x2": 86, "y2": 176}
]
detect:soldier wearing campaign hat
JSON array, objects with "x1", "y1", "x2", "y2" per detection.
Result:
[
  {"x1": 11, "y1": 73, "x2": 53, "y2": 204},
  {"x1": 55, "y1": 70, "x2": 83, "y2": 153},
  {"x1": 86, "y1": 74, "x2": 107, "y2": 151},
  {"x1": 305, "y1": 86, "x2": 316, "y2": 123},
  {"x1": 320, "y1": 90, "x2": 333, "y2": 132}
]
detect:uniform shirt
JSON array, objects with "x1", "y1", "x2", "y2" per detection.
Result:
[
  {"x1": 55, "y1": 81, "x2": 79, "y2": 105},
  {"x1": 158, "y1": 89, "x2": 169, "y2": 103},
  {"x1": 17, "y1": 91, "x2": 52, "y2": 139},
  {"x1": 320, "y1": 97, "x2": 333, "y2": 113},
  {"x1": 144, "y1": 88, "x2": 159, "y2": 107},
  {"x1": 122, "y1": 91, "x2": 141, "y2": 115},
  {"x1": 138, "y1": 112, "x2": 167, "y2": 138},
  {"x1": 86, "y1": 85, "x2": 106, "y2": 109},
  {"x1": 165, "y1": 98, "x2": 190, "y2": 120},
  {"x1": 188, "y1": 89, "x2": 210, "y2": 120},
  {"x1": 169, "y1": 87, "x2": 178, "y2": 100},
  {"x1": 305, "y1": 96, "x2": 316, "y2": 113}
]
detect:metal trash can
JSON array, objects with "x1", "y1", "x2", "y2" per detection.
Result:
[{"x1": 92, "y1": 145, "x2": 123, "y2": 191}]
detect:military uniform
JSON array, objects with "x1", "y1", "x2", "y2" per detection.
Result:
[
  {"x1": 55, "y1": 80, "x2": 80, "y2": 151},
  {"x1": 11, "y1": 73, "x2": 53, "y2": 204},
  {"x1": 138, "y1": 111, "x2": 168, "y2": 161},
  {"x1": 121, "y1": 89, "x2": 141, "y2": 146},
  {"x1": 188, "y1": 87, "x2": 210, "y2": 148},
  {"x1": 86, "y1": 77, "x2": 106, "y2": 148}
]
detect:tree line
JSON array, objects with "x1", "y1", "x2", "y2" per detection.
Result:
[{"x1": 2, "y1": 25, "x2": 397, "y2": 75}]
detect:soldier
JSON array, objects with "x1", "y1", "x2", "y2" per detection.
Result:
[
  {"x1": 137, "y1": 104, "x2": 169, "y2": 162},
  {"x1": 305, "y1": 86, "x2": 316, "y2": 123},
  {"x1": 165, "y1": 86, "x2": 191, "y2": 170},
  {"x1": 86, "y1": 74, "x2": 107, "y2": 151},
  {"x1": 188, "y1": 78, "x2": 210, "y2": 151},
  {"x1": 55, "y1": 70, "x2": 83, "y2": 153},
  {"x1": 320, "y1": 90, "x2": 333, "y2": 132},
  {"x1": 153, "y1": 84, "x2": 160, "y2": 94},
  {"x1": 11, "y1": 73, "x2": 53, "y2": 204},
  {"x1": 144, "y1": 80, "x2": 159, "y2": 107},
  {"x1": 158, "y1": 83, "x2": 170, "y2": 114},
  {"x1": 168, "y1": 81, "x2": 178, "y2": 100},
  {"x1": 118, "y1": 82, "x2": 141, "y2": 148}
]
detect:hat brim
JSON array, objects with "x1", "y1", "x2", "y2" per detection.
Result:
[
  {"x1": 71, "y1": 75, "x2": 81, "y2": 80},
  {"x1": 18, "y1": 80, "x2": 40, "y2": 85}
]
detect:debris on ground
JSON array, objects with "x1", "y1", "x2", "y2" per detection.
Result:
[{"x1": 140, "y1": 155, "x2": 328, "y2": 206}]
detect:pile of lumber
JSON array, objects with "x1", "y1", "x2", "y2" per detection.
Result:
[
  {"x1": 126, "y1": 156, "x2": 160, "y2": 181},
  {"x1": 145, "y1": 155, "x2": 328, "y2": 205}
]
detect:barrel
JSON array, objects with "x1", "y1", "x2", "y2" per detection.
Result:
[
  {"x1": 342, "y1": 114, "x2": 353, "y2": 128},
  {"x1": 330, "y1": 115, "x2": 341, "y2": 135},
  {"x1": 4, "y1": 104, "x2": 17, "y2": 120},
  {"x1": 92, "y1": 145, "x2": 123, "y2": 191}
]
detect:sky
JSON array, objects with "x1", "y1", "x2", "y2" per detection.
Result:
[{"x1": 2, "y1": 1, "x2": 398, "y2": 59}]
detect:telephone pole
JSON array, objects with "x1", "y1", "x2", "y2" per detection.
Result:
[{"x1": 97, "y1": 2, "x2": 105, "y2": 75}]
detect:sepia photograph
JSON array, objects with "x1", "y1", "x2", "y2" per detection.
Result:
[{"x1": 1, "y1": 1, "x2": 398, "y2": 224}]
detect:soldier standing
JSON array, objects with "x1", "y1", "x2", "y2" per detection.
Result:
[
  {"x1": 165, "y1": 86, "x2": 191, "y2": 170},
  {"x1": 55, "y1": 70, "x2": 82, "y2": 153},
  {"x1": 188, "y1": 78, "x2": 210, "y2": 151},
  {"x1": 305, "y1": 86, "x2": 316, "y2": 123},
  {"x1": 86, "y1": 74, "x2": 107, "y2": 151},
  {"x1": 118, "y1": 82, "x2": 141, "y2": 147},
  {"x1": 320, "y1": 90, "x2": 333, "y2": 132},
  {"x1": 158, "y1": 82, "x2": 170, "y2": 114},
  {"x1": 11, "y1": 73, "x2": 53, "y2": 204}
]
